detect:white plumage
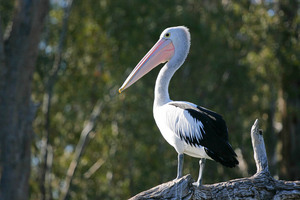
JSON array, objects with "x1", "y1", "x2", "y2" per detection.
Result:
[{"x1": 154, "y1": 102, "x2": 208, "y2": 156}]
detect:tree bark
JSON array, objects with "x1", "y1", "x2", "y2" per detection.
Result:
[
  {"x1": 0, "y1": 0, "x2": 49, "y2": 200},
  {"x1": 129, "y1": 120, "x2": 300, "y2": 200}
]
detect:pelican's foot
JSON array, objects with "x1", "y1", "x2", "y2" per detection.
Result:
[
  {"x1": 192, "y1": 180, "x2": 202, "y2": 187},
  {"x1": 173, "y1": 175, "x2": 182, "y2": 181}
]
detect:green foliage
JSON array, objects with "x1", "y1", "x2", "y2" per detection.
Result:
[{"x1": 27, "y1": 0, "x2": 300, "y2": 199}]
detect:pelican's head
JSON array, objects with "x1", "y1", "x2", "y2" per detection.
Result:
[{"x1": 119, "y1": 26, "x2": 191, "y2": 93}]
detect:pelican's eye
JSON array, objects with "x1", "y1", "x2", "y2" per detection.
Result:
[{"x1": 165, "y1": 33, "x2": 171, "y2": 38}]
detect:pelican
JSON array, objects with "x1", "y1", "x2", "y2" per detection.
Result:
[{"x1": 119, "y1": 26, "x2": 238, "y2": 186}]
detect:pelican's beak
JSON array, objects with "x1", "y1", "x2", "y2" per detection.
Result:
[{"x1": 119, "y1": 38, "x2": 175, "y2": 93}]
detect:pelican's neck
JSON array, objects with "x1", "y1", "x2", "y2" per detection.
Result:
[
  {"x1": 154, "y1": 63, "x2": 175, "y2": 107},
  {"x1": 154, "y1": 50, "x2": 187, "y2": 107}
]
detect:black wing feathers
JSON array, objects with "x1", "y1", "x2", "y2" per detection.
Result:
[
  {"x1": 196, "y1": 106, "x2": 229, "y2": 141},
  {"x1": 169, "y1": 102, "x2": 239, "y2": 168}
]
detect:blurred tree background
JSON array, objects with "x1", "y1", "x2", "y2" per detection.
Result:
[{"x1": 0, "y1": 0, "x2": 299, "y2": 199}]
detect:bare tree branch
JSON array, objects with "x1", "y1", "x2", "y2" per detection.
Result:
[
  {"x1": 59, "y1": 100, "x2": 104, "y2": 200},
  {"x1": 251, "y1": 119, "x2": 269, "y2": 173},
  {"x1": 84, "y1": 158, "x2": 106, "y2": 179}
]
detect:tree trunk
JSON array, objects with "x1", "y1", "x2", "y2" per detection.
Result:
[
  {"x1": 129, "y1": 120, "x2": 300, "y2": 200},
  {"x1": 0, "y1": 0, "x2": 49, "y2": 200}
]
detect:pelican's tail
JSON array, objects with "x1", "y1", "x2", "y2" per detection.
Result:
[{"x1": 204, "y1": 143, "x2": 239, "y2": 168}]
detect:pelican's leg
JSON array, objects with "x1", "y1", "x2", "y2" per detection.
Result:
[
  {"x1": 193, "y1": 158, "x2": 206, "y2": 187},
  {"x1": 176, "y1": 153, "x2": 184, "y2": 179}
]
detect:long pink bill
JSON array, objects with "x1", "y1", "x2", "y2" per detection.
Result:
[{"x1": 119, "y1": 38, "x2": 175, "y2": 93}]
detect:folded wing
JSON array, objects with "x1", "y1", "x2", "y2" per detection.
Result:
[{"x1": 166, "y1": 101, "x2": 239, "y2": 168}]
